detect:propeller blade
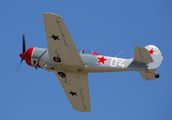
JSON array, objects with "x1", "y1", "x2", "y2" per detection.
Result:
[
  {"x1": 16, "y1": 58, "x2": 24, "y2": 71},
  {"x1": 22, "y1": 34, "x2": 26, "y2": 53},
  {"x1": 17, "y1": 34, "x2": 26, "y2": 72}
]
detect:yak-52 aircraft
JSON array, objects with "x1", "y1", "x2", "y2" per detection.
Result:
[{"x1": 18, "y1": 13, "x2": 163, "y2": 112}]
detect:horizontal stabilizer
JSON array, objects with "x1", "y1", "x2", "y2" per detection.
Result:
[
  {"x1": 133, "y1": 47, "x2": 154, "y2": 64},
  {"x1": 139, "y1": 69, "x2": 156, "y2": 81}
]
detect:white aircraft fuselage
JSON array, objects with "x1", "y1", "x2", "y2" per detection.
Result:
[{"x1": 20, "y1": 47, "x2": 147, "y2": 73}]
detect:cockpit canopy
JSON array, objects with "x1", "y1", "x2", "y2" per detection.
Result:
[{"x1": 78, "y1": 49, "x2": 101, "y2": 55}]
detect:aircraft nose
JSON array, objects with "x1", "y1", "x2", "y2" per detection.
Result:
[{"x1": 19, "y1": 47, "x2": 34, "y2": 66}]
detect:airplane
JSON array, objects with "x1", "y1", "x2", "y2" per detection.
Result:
[{"x1": 18, "y1": 12, "x2": 163, "y2": 112}]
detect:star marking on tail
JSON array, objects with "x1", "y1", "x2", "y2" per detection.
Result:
[
  {"x1": 97, "y1": 56, "x2": 108, "y2": 65},
  {"x1": 148, "y1": 48, "x2": 155, "y2": 55}
]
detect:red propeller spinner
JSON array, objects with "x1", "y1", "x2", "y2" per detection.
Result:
[{"x1": 19, "y1": 47, "x2": 34, "y2": 66}]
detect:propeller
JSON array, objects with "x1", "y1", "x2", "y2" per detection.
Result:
[
  {"x1": 17, "y1": 34, "x2": 26, "y2": 71},
  {"x1": 17, "y1": 34, "x2": 43, "y2": 71}
]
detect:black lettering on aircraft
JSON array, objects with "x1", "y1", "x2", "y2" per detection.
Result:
[
  {"x1": 50, "y1": 34, "x2": 60, "y2": 40},
  {"x1": 69, "y1": 91, "x2": 77, "y2": 96}
]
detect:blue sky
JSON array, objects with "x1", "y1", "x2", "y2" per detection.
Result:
[{"x1": 0, "y1": 0, "x2": 172, "y2": 120}]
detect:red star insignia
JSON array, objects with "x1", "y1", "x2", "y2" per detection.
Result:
[
  {"x1": 97, "y1": 56, "x2": 108, "y2": 65},
  {"x1": 148, "y1": 48, "x2": 155, "y2": 55}
]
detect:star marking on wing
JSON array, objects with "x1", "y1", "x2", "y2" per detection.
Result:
[
  {"x1": 69, "y1": 91, "x2": 77, "y2": 96},
  {"x1": 148, "y1": 48, "x2": 155, "y2": 55},
  {"x1": 50, "y1": 34, "x2": 60, "y2": 40},
  {"x1": 97, "y1": 56, "x2": 108, "y2": 65}
]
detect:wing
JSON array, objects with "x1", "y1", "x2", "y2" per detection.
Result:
[
  {"x1": 43, "y1": 13, "x2": 84, "y2": 66},
  {"x1": 54, "y1": 68, "x2": 91, "y2": 112},
  {"x1": 43, "y1": 13, "x2": 90, "y2": 112}
]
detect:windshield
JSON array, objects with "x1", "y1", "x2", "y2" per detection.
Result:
[{"x1": 78, "y1": 49, "x2": 101, "y2": 55}]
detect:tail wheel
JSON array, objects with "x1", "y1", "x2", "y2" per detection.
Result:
[{"x1": 155, "y1": 73, "x2": 160, "y2": 78}]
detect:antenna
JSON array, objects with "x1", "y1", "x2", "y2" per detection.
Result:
[
  {"x1": 35, "y1": 21, "x2": 44, "y2": 23},
  {"x1": 115, "y1": 50, "x2": 123, "y2": 58}
]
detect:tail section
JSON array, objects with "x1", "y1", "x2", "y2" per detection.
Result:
[{"x1": 133, "y1": 45, "x2": 163, "y2": 80}]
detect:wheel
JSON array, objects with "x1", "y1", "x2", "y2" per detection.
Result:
[
  {"x1": 53, "y1": 57, "x2": 61, "y2": 62},
  {"x1": 155, "y1": 73, "x2": 160, "y2": 78},
  {"x1": 58, "y1": 72, "x2": 66, "y2": 78}
]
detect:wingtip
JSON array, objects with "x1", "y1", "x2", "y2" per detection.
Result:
[
  {"x1": 74, "y1": 109, "x2": 91, "y2": 112},
  {"x1": 73, "y1": 106, "x2": 91, "y2": 112},
  {"x1": 43, "y1": 12, "x2": 62, "y2": 18}
]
